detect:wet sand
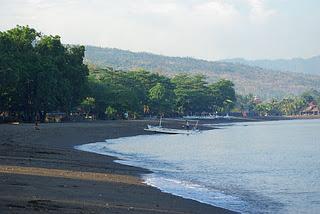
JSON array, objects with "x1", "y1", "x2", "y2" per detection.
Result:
[{"x1": 0, "y1": 120, "x2": 236, "y2": 214}]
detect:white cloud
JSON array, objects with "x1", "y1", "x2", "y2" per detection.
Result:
[
  {"x1": 246, "y1": 0, "x2": 276, "y2": 22},
  {"x1": 194, "y1": 1, "x2": 239, "y2": 18},
  {"x1": 128, "y1": 1, "x2": 179, "y2": 15}
]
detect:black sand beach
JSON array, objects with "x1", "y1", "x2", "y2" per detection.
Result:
[{"x1": 0, "y1": 120, "x2": 236, "y2": 214}]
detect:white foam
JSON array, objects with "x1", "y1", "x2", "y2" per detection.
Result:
[
  {"x1": 75, "y1": 138, "x2": 245, "y2": 213},
  {"x1": 143, "y1": 173, "x2": 244, "y2": 212}
]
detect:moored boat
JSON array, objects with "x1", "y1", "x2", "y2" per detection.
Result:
[{"x1": 144, "y1": 118, "x2": 200, "y2": 134}]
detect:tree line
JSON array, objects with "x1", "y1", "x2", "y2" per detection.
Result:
[
  {"x1": 1, "y1": 26, "x2": 236, "y2": 121},
  {"x1": 236, "y1": 90, "x2": 320, "y2": 117},
  {"x1": 85, "y1": 68, "x2": 236, "y2": 119}
]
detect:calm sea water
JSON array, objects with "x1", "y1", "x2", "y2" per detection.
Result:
[{"x1": 76, "y1": 119, "x2": 320, "y2": 213}]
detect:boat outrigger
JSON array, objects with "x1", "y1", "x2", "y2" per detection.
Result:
[{"x1": 144, "y1": 118, "x2": 200, "y2": 134}]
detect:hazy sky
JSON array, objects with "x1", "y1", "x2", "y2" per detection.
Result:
[{"x1": 1, "y1": 0, "x2": 319, "y2": 60}]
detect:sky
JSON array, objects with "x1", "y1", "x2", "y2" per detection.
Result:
[{"x1": 1, "y1": 0, "x2": 319, "y2": 60}]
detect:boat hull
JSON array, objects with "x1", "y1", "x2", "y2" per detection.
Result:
[{"x1": 144, "y1": 125, "x2": 199, "y2": 135}]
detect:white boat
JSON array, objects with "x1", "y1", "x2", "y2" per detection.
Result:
[
  {"x1": 183, "y1": 114, "x2": 223, "y2": 120},
  {"x1": 183, "y1": 114, "x2": 233, "y2": 120},
  {"x1": 144, "y1": 125, "x2": 200, "y2": 134},
  {"x1": 183, "y1": 114, "x2": 216, "y2": 120},
  {"x1": 144, "y1": 118, "x2": 200, "y2": 134}
]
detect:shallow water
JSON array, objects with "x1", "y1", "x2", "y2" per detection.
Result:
[{"x1": 76, "y1": 119, "x2": 320, "y2": 213}]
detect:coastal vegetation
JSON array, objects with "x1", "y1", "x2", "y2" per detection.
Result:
[
  {"x1": 1, "y1": 26, "x2": 319, "y2": 122},
  {"x1": 87, "y1": 68, "x2": 236, "y2": 119},
  {"x1": 0, "y1": 26, "x2": 236, "y2": 121},
  {"x1": 236, "y1": 90, "x2": 320, "y2": 117},
  {"x1": 0, "y1": 26, "x2": 88, "y2": 121}
]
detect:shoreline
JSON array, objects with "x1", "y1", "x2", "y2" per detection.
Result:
[
  {"x1": 0, "y1": 120, "x2": 236, "y2": 214},
  {"x1": 74, "y1": 134, "x2": 239, "y2": 212}
]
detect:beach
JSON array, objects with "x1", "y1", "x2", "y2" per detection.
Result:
[{"x1": 0, "y1": 120, "x2": 236, "y2": 214}]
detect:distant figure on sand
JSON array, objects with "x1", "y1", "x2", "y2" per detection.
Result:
[
  {"x1": 35, "y1": 114, "x2": 40, "y2": 130},
  {"x1": 186, "y1": 120, "x2": 190, "y2": 130}
]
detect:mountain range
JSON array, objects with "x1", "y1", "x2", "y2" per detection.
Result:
[
  {"x1": 84, "y1": 46, "x2": 320, "y2": 99},
  {"x1": 222, "y1": 56, "x2": 320, "y2": 76}
]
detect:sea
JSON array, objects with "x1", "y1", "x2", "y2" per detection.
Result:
[{"x1": 75, "y1": 119, "x2": 320, "y2": 213}]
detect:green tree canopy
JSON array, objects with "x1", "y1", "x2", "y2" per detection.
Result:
[
  {"x1": 0, "y1": 25, "x2": 88, "y2": 121},
  {"x1": 209, "y1": 79, "x2": 236, "y2": 113}
]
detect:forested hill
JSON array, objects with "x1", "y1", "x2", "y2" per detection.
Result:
[
  {"x1": 84, "y1": 46, "x2": 320, "y2": 99},
  {"x1": 222, "y1": 56, "x2": 320, "y2": 76}
]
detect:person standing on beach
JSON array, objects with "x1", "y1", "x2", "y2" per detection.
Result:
[{"x1": 34, "y1": 113, "x2": 40, "y2": 130}]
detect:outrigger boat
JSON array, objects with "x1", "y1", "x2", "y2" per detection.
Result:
[
  {"x1": 183, "y1": 113, "x2": 231, "y2": 120},
  {"x1": 144, "y1": 118, "x2": 200, "y2": 134}
]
